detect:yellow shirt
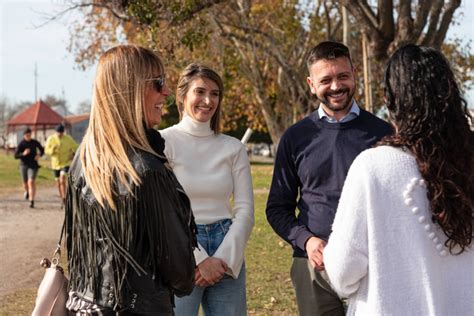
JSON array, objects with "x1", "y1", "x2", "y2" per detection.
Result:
[{"x1": 44, "y1": 134, "x2": 78, "y2": 170}]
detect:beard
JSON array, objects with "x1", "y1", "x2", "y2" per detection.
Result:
[{"x1": 318, "y1": 87, "x2": 355, "y2": 113}]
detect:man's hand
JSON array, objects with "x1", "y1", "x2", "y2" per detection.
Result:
[
  {"x1": 195, "y1": 257, "x2": 228, "y2": 287},
  {"x1": 305, "y1": 236, "x2": 327, "y2": 271},
  {"x1": 34, "y1": 154, "x2": 41, "y2": 161},
  {"x1": 23, "y1": 148, "x2": 30, "y2": 156}
]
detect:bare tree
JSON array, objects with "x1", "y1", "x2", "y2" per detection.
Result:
[
  {"x1": 0, "y1": 96, "x2": 11, "y2": 146},
  {"x1": 56, "y1": 0, "x2": 468, "y2": 144},
  {"x1": 340, "y1": 0, "x2": 462, "y2": 63},
  {"x1": 43, "y1": 94, "x2": 70, "y2": 116},
  {"x1": 62, "y1": 0, "x2": 330, "y2": 144},
  {"x1": 76, "y1": 99, "x2": 91, "y2": 115}
]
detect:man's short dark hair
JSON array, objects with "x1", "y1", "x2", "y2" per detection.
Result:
[
  {"x1": 306, "y1": 41, "x2": 352, "y2": 70},
  {"x1": 56, "y1": 124, "x2": 65, "y2": 133}
]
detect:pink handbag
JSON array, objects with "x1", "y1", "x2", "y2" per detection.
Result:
[{"x1": 32, "y1": 223, "x2": 68, "y2": 316}]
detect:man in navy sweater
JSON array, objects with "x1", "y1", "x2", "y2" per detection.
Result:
[{"x1": 266, "y1": 41, "x2": 393, "y2": 315}]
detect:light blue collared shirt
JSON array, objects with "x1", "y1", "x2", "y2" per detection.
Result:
[{"x1": 318, "y1": 100, "x2": 360, "y2": 123}]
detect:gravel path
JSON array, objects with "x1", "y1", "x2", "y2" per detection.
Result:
[{"x1": 0, "y1": 186, "x2": 64, "y2": 298}]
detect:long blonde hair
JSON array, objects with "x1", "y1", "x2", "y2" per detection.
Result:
[{"x1": 80, "y1": 45, "x2": 164, "y2": 210}]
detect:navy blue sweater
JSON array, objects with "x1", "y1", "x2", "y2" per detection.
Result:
[{"x1": 266, "y1": 109, "x2": 393, "y2": 258}]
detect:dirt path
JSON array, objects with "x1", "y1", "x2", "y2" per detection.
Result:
[{"x1": 0, "y1": 186, "x2": 64, "y2": 298}]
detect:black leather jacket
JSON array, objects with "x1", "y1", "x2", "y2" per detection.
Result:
[{"x1": 65, "y1": 130, "x2": 196, "y2": 315}]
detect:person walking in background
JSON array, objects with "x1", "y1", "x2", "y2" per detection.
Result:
[
  {"x1": 44, "y1": 124, "x2": 78, "y2": 207},
  {"x1": 65, "y1": 45, "x2": 197, "y2": 315},
  {"x1": 265, "y1": 41, "x2": 393, "y2": 316},
  {"x1": 324, "y1": 44, "x2": 474, "y2": 315},
  {"x1": 14, "y1": 127, "x2": 44, "y2": 208},
  {"x1": 161, "y1": 63, "x2": 254, "y2": 316}
]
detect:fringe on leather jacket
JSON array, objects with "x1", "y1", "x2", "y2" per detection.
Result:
[{"x1": 65, "y1": 129, "x2": 197, "y2": 315}]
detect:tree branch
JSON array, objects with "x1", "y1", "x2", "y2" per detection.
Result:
[
  {"x1": 216, "y1": 17, "x2": 296, "y2": 76},
  {"x1": 329, "y1": 19, "x2": 342, "y2": 40},
  {"x1": 212, "y1": 15, "x2": 273, "y2": 116},
  {"x1": 378, "y1": 0, "x2": 395, "y2": 41},
  {"x1": 359, "y1": 0, "x2": 379, "y2": 29},
  {"x1": 412, "y1": 0, "x2": 431, "y2": 40},
  {"x1": 167, "y1": 0, "x2": 227, "y2": 26},
  {"x1": 33, "y1": 1, "x2": 130, "y2": 28},
  {"x1": 421, "y1": 0, "x2": 443, "y2": 46},
  {"x1": 396, "y1": 0, "x2": 412, "y2": 42},
  {"x1": 432, "y1": 0, "x2": 461, "y2": 48},
  {"x1": 323, "y1": 1, "x2": 332, "y2": 40},
  {"x1": 340, "y1": 0, "x2": 379, "y2": 35}
]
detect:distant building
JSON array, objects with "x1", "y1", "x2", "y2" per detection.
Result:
[
  {"x1": 5, "y1": 100, "x2": 67, "y2": 148},
  {"x1": 65, "y1": 114, "x2": 89, "y2": 143},
  {"x1": 5, "y1": 100, "x2": 92, "y2": 150}
]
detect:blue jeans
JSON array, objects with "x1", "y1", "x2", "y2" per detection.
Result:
[{"x1": 174, "y1": 219, "x2": 247, "y2": 316}]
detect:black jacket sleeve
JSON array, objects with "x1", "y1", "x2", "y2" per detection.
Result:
[
  {"x1": 134, "y1": 169, "x2": 196, "y2": 296},
  {"x1": 36, "y1": 140, "x2": 45, "y2": 157},
  {"x1": 66, "y1": 150, "x2": 197, "y2": 309},
  {"x1": 14, "y1": 142, "x2": 25, "y2": 159}
]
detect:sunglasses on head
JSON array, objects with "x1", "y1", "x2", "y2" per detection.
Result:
[{"x1": 151, "y1": 76, "x2": 166, "y2": 93}]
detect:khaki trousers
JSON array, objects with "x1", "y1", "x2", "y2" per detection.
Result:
[{"x1": 290, "y1": 257, "x2": 345, "y2": 316}]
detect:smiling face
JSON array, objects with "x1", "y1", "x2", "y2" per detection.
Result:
[
  {"x1": 183, "y1": 77, "x2": 220, "y2": 123},
  {"x1": 307, "y1": 56, "x2": 356, "y2": 121},
  {"x1": 144, "y1": 77, "x2": 171, "y2": 128}
]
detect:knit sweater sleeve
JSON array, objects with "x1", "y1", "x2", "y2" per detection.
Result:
[
  {"x1": 324, "y1": 150, "x2": 371, "y2": 298},
  {"x1": 213, "y1": 143, "x2": 254, "y2": 278},
  {"x1": 266, "y1": 129, "x2": 314, "y2": 251}
]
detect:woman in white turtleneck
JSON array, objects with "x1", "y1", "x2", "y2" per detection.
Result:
[{"x1": 160, "y1": 63, "x2": 254, "y2": 316}]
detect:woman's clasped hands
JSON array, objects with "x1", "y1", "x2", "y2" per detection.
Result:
[{"x1": 195, "y1": 257, "x2": 228, "y2": 287}]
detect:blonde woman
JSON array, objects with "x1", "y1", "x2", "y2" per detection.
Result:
[
  {"x1": 65, "y1": 45, "x2": 197, "y2": 315},
  {"x1": 161, "y1": 63, "x2": 254, "y2": 316}
]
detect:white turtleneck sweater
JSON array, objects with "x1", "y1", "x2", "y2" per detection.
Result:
[
  {"x1": 160, "y1": 116, "x2": 254, "y2": 278},
  {"x1": 325, "y1": 146, "x2": 474, "y2": 316}
]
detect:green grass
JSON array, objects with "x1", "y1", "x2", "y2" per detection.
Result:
[
  {"x1": 0, "y1": 150, "x2": 56, "y2": 189},
  {"x1": 247, "y1": 193, "x2": 297, "y2": 314},
  {"x1": 251, "y1": 162, "x2": 273, "y2": 190},
  {"x1": 0, "y1": 151, "x2": 57, "y2": 315},
  {"x1": 0, "y1": 162, "x2": 297, "y2": 315},
  {"x1": 0, "y1": 289, "x2": 37, "y2": 316},
  {"x1": 247, "y1": 163, "x2": 297, "y2": 314}
]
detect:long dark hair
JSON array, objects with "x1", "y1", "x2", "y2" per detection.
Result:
[{"x1": 381, "y1": 44, "x2": 473, "y2": 254}]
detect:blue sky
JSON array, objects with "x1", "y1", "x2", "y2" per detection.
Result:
[
  {"x1": 0, "y1": 0, "x2": 96, "y2": 113},
  {"x1": 1, "y1": 0, "x2": 473, "y2": 113}
]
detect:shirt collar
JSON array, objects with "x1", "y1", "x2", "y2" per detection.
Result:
[{"x1": 318, "y1": 100, "x2": 360, "y2": 123}]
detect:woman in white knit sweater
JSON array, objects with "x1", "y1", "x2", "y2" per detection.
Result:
[
  {"x1": 325, "y1": 44, "x2": 474, "y2": 315},
  {"x1": 161, "y1": 63, "x2": 254, "y2": 316}
]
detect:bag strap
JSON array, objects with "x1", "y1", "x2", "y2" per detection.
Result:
[
  {"x1": 52, "y1": 212, "x2": 66, "y2": 266},
  {"x1": 58, "y1": 215, "x2": 65, "y2": 246}
]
